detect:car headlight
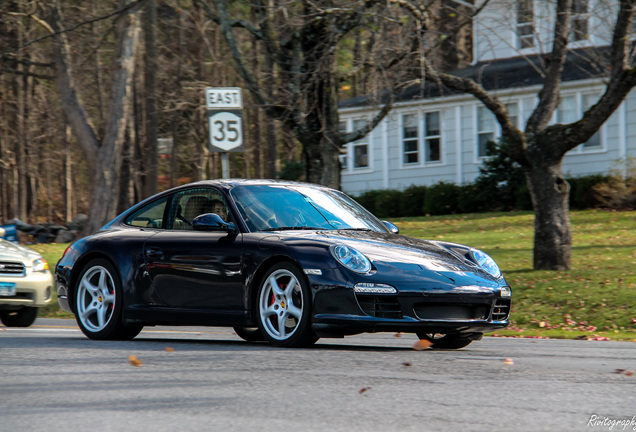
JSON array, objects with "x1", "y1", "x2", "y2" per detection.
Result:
[
  {"x1": 331, "y1": 245, "x2": 371, "y2": 274},
  {"x1": 32, "y1": 258, "x2": 50, "y2": 272},
  {"x1": 470, "y1": 249, "x2": 501, "y2": 278}
]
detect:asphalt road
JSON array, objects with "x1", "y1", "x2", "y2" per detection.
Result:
[{"x1": 1, "y1": 318, "x2": 635, "y2": 432}]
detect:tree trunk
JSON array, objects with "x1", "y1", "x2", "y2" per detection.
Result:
[
  {"x1": 143, "y1": 0, "x2": 158, "y2": 198},
  {"x1": 525, "y1": 162, "x2": 572, "y2": 270}
]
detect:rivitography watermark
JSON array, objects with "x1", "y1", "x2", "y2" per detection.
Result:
[{"x1": 588, "y1": 415, "x2": 636, "y2": 430}]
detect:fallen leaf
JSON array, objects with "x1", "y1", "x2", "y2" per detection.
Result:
[
  {"x1": 615, "y1": 369, "x2": 626, "y2": 374},
  {"x1": 165, "y1": 347, "x2": 174, "y2": 352},
  {"x1": 503, "y1": 358, "x2": 514, "y2": 365},
  {"x1": 402, "y1": 362, "x2": 412, "y2": 367},
  {"x1": 394, "y1": 332, "x2": 403, "y2": 338},
  {"x1": 128, "y1": 354, "x2": 143, "y2": 367},
  {"x1": 624, "y1": 370, "x2": 634, "y2": 377},
  {"x1": 413, "y1": 339, "x2": 433, "y2": 350},
  {"x1": 538, "y1": 321, "x2": 547, "y2": 328},
  {"x1": 358, "y1": 387, "x2": 371, "y2": 394}
]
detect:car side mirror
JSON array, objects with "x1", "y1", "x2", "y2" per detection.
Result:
[
  {"x1": 382, "y1": 220, "x2": 399, "y2": 234},
  {"x1": 192, "y1": 213, "x2": 236, "y2": 232}
]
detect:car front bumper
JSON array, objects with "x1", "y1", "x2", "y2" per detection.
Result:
[
  {"x1": 308, "y1": 269, "x2": 510, "y2": 337},
  {"x1": 0, "y1": 271, "x2": 54, "y2": 309}
]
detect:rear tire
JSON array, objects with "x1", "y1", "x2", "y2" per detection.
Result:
[
  {"x1": 233, "y1": 326, "x2": 267, "y2": 342},
  {"x1": 0, "y1": 307, "x2": 39, "y2": 327},
  {"x1": 74, "y1": 259, "x2": 142, "y2": 340},
  {"x1": 416, "y1": 333, "x2": 476, "y2": 349}
]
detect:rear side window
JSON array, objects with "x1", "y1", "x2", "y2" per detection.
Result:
[{"x1": 124, "y1": 196, "x2": 169, "y2": 228}]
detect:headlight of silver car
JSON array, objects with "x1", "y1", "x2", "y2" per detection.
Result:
[
  {"x1": 32, "y1": 258, "x2": 50, "y2": 273},
  {"x1": 470, "y1": 249, "x2": 501, "y2": 278},
  {"x1": 331, "y1": 244, "x2": 371, "y2": 274}
]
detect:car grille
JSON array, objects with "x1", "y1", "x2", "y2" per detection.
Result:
[
  {"x1": 0, "y1": 261, "x2": 25, "y2": 276},
  {"x1": 491, "y1": 299, "x2": 511, "y2": 321},
  {"x1": 413, "y1": 303, "x2": 489, "y2": 321},
  {"x1": 356, "y1": 294, "x2": 403, "y2": 319}
]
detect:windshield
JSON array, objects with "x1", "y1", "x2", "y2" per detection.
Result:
[{"x1": 230, "y1": 185, "x2": 388, "y2": 233}]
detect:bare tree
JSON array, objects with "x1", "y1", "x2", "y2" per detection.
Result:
[
  {"x1": 198, "y1": 0, "x2": 427, "y2": 188},
  {"x1": 410, "y1": 0, "x2": 636, "y2": 270},
  {"x1": 48, "y1": 0, "x2": 143, "y2": 233}
]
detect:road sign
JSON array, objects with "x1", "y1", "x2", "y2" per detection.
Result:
[
  {"x1": 205, "y1": 87, "x2": 243, "y2": 109},
  {"x1": 208, "y1": 111, "x2": 243, "y2": 152}
]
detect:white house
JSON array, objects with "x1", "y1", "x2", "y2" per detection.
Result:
[{"x1": 338, "y1": 0, "x2": 636, "y2": 196}]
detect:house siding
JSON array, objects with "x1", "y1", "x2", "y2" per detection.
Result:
[{"x1": 339, "y1": 1, "x2": 635, "y2": 196}]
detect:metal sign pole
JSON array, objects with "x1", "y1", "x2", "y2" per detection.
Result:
[
  {"x1": 221, "y1": 152, "x2": 230, "y2": 178},
  {"x1": 205, "y1": 87, "x2": 244, "y2": 179}
]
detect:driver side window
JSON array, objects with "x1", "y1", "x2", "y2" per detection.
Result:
[{"x1": 170, "y1": 188, "x2": 230, "y2": 230}]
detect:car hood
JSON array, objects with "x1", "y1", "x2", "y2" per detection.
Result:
[
  {"x1": 0, "y1": 239, "x2": 41, "y2": 263},
  {"x1": 287, "y1": 229, "x2": 503, "y2": 289}
]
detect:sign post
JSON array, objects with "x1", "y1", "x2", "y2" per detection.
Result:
[{"x1": 205, "y1": 87, "x2": 244, "y2": 178}]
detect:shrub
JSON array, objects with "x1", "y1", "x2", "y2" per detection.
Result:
[
  {"x1": 457, "y1": 184, "x2": 482, "y2": 213},
  {"x1": 374, "y1": 190, "x2": 404, "y2": 218},
  {"x1": 425, "y1": 182, "x2": 459, "y2": 215},
  {"x1": 474, "y1": 139, "x2": 526, "y2": 211},
  {"x1": 354, "y1": 190, "x2": 383, "y2": 215},
  {"x1": 567, "y1": 174, "x2": 612, "y2": 209},
  {"x1": 400, "y1": 185, "x2": 428, "y2": 216}
]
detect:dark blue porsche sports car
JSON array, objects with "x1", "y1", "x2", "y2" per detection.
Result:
[{"x1": 55, "y1": 179, "x2": 511, "y2": 348}]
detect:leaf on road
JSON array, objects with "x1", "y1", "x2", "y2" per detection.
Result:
[
  {"x1": 503, "y1": 358, "x2": 514, "y2": 365},
  {"x1": 358, "y1": 387, "x2": 372, "y2": 394},
  {"x1": 413, "y1": 339, "x2": 433, "y2": 350},
  {"x1": 165, "y1": 347, "x2": 174, "y2": 352},
  {"x1": 394, "y1": 332, "x2": 403, "y2": 338},
  {"x1": 402, "y1": 362, "x2": 412, "y2": 367},
  {"x1": 128, "y1": 354, "x2": 143, "y2": 367}
]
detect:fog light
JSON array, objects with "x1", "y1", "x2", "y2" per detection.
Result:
[
  {"x1": 500, "y1": 286, "x2": 512, "y2": 297},
  {"x1": 354, "y1": 283, "x2": 397, "y2": 294},
  {"x1": 44, "y1": 286, "x2": 52, "y2": 301}
]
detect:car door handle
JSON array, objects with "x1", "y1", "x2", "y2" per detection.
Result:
[{"x1": 145, "y1": 247, "x2": 164, "y2": 258}]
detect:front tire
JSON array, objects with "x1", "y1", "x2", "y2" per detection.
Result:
[
  {"x1": 416, "y1": 332, "x2": 476, "y2": 349},
  {"x1": 74, "y1": 259, "x2": 142, "y2": 340},
  {"x1": 255, "y1": 262, "x2": 317, "y2": 348},
  {"x1": 0, "y1": 307, "x2": 39, "y2": 327}
]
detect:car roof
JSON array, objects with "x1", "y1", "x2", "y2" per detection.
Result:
[{"x1": 187, "y1": 178, "x2": 336, "y2": 192}]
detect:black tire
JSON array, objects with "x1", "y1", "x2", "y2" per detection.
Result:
[
  {"x1": 255, "y1": 262, "x2": 318, "y2": 348},
  {"x1": 74, "y1": 258, "x2": 142, "y2": 340},
  {"x1": 233, "y1": 326, "x2": 267, "y2": 342},
  {"x1": 416, "y1": 332, "x2": 476, "y2": 350},
  {"x1": 0, "y1": 307, "x2": 39, "y2": 327}
]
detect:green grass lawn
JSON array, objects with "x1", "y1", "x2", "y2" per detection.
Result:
[{"x1": 29, "y1": 209, "x2": 636, "y2": 340}]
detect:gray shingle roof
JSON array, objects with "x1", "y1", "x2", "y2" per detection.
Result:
[{"x1": 339, "y1": 47, "x2": 610, "y2": 109}]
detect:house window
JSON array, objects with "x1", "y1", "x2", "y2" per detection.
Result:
[
  {"x1": 570, "y1": 0, "x2": 589, "y2": 41},
  {"x1": 339, "y1": 121, "x2": 348, "y2": 169},
  {"x1": 424, "y1": 112, "x2": 441, "y2": 162},
  {"x1": 506, "y1": 102, "x2": 519, "y2": 128},
  {"x1": 581, "y1": 94, "x2": 601, "y2": 149},
  {"x1": 477, "y1": 106, "x2": 496, "y2": 157},
  {"x1": 352, "y1": 119, "x2": 369, "y2": 169},
  {"x1": 517, "y1": 0, "x2": 535, "y2": 49},
  {"x1": 403, "y1": 114, "x2": 419, "y2": 164},
  {"x1": 557, "y1": 95, "x2": 577, "y2": 123}
]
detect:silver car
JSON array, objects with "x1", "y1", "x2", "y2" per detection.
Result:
[{"x1": 0, "y1": 227, "x2": 54, "y2": 327}]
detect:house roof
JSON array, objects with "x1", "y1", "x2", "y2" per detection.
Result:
[{"x1": 339, "y1": 47, "x2": 610, "y2": 109}]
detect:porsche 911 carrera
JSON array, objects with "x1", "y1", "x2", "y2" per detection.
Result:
[{"x1": 55, "y1": 179, "x2": 511, "y2": 348}]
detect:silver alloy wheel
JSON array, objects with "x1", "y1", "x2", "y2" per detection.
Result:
[
  {"x1": 76, "y1": 265, "x2": 116, "y2": 333},
  {"x1": 258, "y1": 269, "x2": 304, "y2": 341}
]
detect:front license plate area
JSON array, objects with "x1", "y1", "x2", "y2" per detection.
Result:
[{"x1": 0, "y1": 282, "x2": 16, "y2": 296}]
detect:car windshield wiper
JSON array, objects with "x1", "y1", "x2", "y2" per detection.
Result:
[{"x1": 263, "y1": 226, "x2": 324, "y2": 231}]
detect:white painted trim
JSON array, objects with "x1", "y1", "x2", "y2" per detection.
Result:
[
  {"x1": 382, "y1": 118, "x2": 389, "y2": 189},
  {"x1": 455, "y1": 105, "x2": 463, "y2": 184}
]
